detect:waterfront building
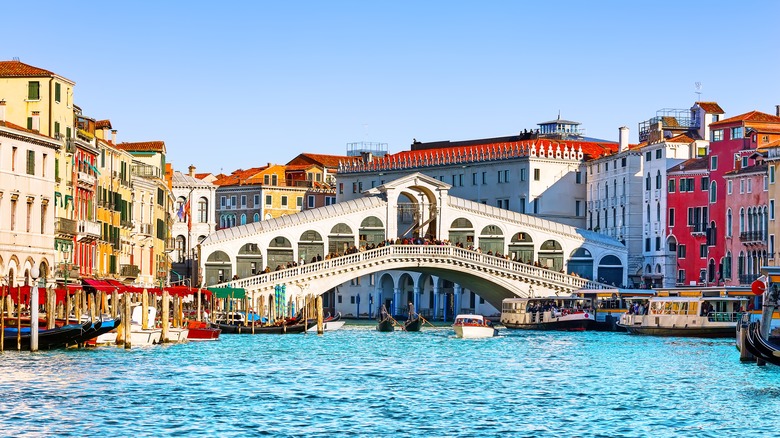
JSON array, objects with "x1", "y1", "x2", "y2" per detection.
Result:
[
  {"x1": 119, "y1": 141, "x2": 175, "y2": 287},
  {"x1": 634, "y1": 102, "x2": 722, "y2": 288},
  {"x1": 171, "y1": 165, "x2": 217, "y2": 285},
  {"x1": 584, "y1": 127, "x2": 644, "y2": 286},
  {"x1": 71, "y1": 108, "x2": 100, "y2": 279},
  {"x1": 0, "y1": 114, "x2": 59, "y2": 286},
  {"x1": 763, "y1": 111, "x2": 780, "y2": 269},
  {"x1": 666, "y1": 157, "x2": 711, "y2": 286},
  {"x1": 723, "y1": 157, "x2": 767, "y2": 286}
]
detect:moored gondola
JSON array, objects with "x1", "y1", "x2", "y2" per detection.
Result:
[{"x1": 745, "y1": 322, "x2": 780, "y2": 366}]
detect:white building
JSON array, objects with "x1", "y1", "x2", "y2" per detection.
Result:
[
  {"x1": 0, "y1": 114, "x2": 59, "y2": 286},
  {"x1": 171, "y1": 165, "x2": 217, "y2": 285}
]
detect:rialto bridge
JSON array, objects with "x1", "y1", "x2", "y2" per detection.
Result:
[{"x1": 199, "y1": 173, "x2": 626, "y2": 316}]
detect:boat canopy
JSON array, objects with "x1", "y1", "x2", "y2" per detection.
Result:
[{"x1": 207, "y1": 286, "x2": 246, "y2": 299}]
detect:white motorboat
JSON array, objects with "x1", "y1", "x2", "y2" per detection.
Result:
[
  {"x1": 617, "y1": 296, "x2": 747, "y2": 337},
  {"x1": 501, "y1": 297, "x2": 595, "y2": 331},
  {"x1": 306, "y1": 320, "x2": 346, "y2": 332},
  {"x1": 164, "y1": 327, "x2": 190, "y2": 343},
  {"x1": 130, "y1": 306, "x2": 162, "y2": 346},
  {"x1": 453, "y1": 314, "x2": 497, "y2": 339}
]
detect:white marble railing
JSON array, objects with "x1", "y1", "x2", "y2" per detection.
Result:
[{"x1": 212, "y1": 245, "x2": 609, "y2": 293}]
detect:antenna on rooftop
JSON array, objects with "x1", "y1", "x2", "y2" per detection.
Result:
[
  {"x1": 695, "y1": 82, "x2": 702, "y2": 101},
  {"x1": 12, "y1": 56, "x2": 20, "y2": 62}
]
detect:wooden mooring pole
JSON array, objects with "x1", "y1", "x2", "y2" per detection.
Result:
[{"x1": 316, "y1": 296, "x2": 324, "y2": 335}]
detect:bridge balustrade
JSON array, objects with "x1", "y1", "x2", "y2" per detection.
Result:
[{"x1": 214, "y1": 245, "x2": 607, "y2": 293}]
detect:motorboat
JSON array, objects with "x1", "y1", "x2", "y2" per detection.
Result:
[
  {"x1": 453, "y1": 314, "x2": 497, "y2": 339},
  {"x1": 129, "y1": 306, "x2": 162, "y2": 346},
  {"x1": 186, "y1": 320, "x2": 221, "y2": 341},
  {"x1": 501, "y1": 297, "x2": 595, "y2": 331},
  {"x1": 617, "y1": 296, "x2": 747, "y2": 337}
]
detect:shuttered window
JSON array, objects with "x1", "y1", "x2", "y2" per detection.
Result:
[
  {"x1": 55, "y1": 83, "x2": 61, "y2": 102},
  {"x1": 26, "y1": 150, "x2": 35, "y2": 175},
  {"x1": 28, "y1": 81, "x2": 40, "y2": 100}
]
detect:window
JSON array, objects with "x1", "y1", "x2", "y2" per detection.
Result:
[
  {"x1": 40, "y1": 202, "x2": 47, "y2": 233},
  {"x1": 655, "y1": 236, "x2": 661, "y2": 251},
  {"x1": 54, "y1": 83, "x2": 61, "y2": 102},
  {"x1": 742, "y1": 156, "x2": 748, "y2": 168},
  {"x1": 271, "y1": 175, "x2": 278, "y2": 185},
  {"x1": 26, "y1": 200, "x2": 33, "y2": 232},
  {"x1": 220, "y1": 196, "x2": 226, "y2": 208},
  {"x1": 533, "y1": 198, "x2": 539, "y2": 214},
  {"x1": 710, "y1": 182, "x2": 716, "y2": 203},
  {"x1": 27, "y1": 81, "x2": 40, "y2": 100},
  {"x1": 254, "y1": 194, "x2": 260, "y2": 206},
  {"x1": 41, "y1": 153, "x2": 46, "y2": 178},
  {"x1": 656, "y1": 149, "x2": 662, "y2": 159},
  {"x1": 352, "y1": 182, "x2": 357, "y2": 194},
  {"x1": 645, "y1": 151, "x2": 652, "y2": 162},
  {"x1": 701, "y1": 176, "x2": 709, "y2": 191},
  {"x1": 482, "y1": 172, "x2": 487, "y2": 184},
  {"x1": 520, "y1": 169, "x2": 527, "y2": 182},
  {"x1": 453, "y1": 174, "x2": 458, "y2": 186},
  {"x1": 712, "y1": 129, "x2": 723, "y2": 141},
  {"x1": 678, "y1": 244, "x2": 686, "y2": 259},
  {"x1": 281, "y1": 196, "x2": 288, "y2": 207},
  {"x1": 668, "y1": 179, "x2": 676, "y2": 193},
  {"x1": 711, "y1": 156, "x2": 718, "y2": 171},
  {"x1": 621, "y1": 157, "x2": 626, "y2": 167},
  {"x1": 686, "y1": 178, "x2": 695, "y2": 192},
  {"x1": 771, "y1": 200, "x2": 776, "y2": 220},
  {"x1": 726, "y1": 209, "x2": 732, "y2": 237},
  {"x1": 575, "y1": 171, "x2": 582, "y2": 184},
  {"x1": 240, "y1": 195, "x2": 247, "y2": 207},
  {"x1": 765, "y1": 175, "x2": 769, "y2": 191},
  {"x1": 358, "y1": 182, "x2": 363, "y2": 192},
  {"x1": 230, "y1": 196, "x2": 236, "y2": 208},
  {"x1": 575, "y1": 200, "x2": 581, "y2": 217},
  {"x1": 265, "y1": 195, "x2": 272, "y2": 206},
  {"x1": 700, "y1": 244, "x2": 707, "y2": 258},
  {"x1": 731, "y1": 127, "x2": 744, "y2": 139},
  {"x1": 533, "y1": 169, "x2": 540, "y2": 181},
  {"x1": 503, "y1": 170, "x2": 509, "y2": 183},
  {"x1": 645, "y1": 238, "x2": 650, "y2": 252},
  {"x1": 747, "y1": 179, "x2": 752, "y2": 193},
  {"x1": 727, "y1": 180, "x2": 733, "y2": 194},
  {"x1": 339, "y1": 183, "x2": 343, "y2": 194},
  {"x1": 307, "y1": 195, "x2": 315, "y2": 208},
  {"x1": 645, "y1": 173, "x2": 650, "y2": 191},
  {"x1": 519, "y1": 197, "x2": 526, "y2": 214},
  {"x1": 677, "y1": 270, "x2": 686, "y2": 284},
  {"x1": 472, "y1": 173, "x2": 477, "y2": 185},
  {"x1": 669, "y1": 208, "x2": 675, "y2": 226},
  {"x1": 26, "y1": 150, "x2": 35, "y2": 175},
  {"x1": 10, "y1": 198, "x2": 17, "y2": 230},
  {"x1": 497, "y1": 171, "x2": 503, "y2": 184},
  {"x1": 296, "y1": 197, "x2": 302, "y2": 207},
  {"x1": 198, "y1": 198, "x2": 208, "y2": 222},
  {"x1": 656, "y1": 171, "x2": 662, "y2": 189}
]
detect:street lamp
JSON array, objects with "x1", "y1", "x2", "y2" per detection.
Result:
[{"x1": 30, "y1": 265, "x2": 42, "y2": 351}]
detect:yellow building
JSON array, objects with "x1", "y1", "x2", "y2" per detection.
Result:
[{"x1": 765, "y1": 139, "x2": 780, "y2": 267}]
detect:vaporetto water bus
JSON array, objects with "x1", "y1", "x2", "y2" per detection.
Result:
[
  {"x1": 500, "y1": 296, "x2": 595, "y2": 331},
  {"x1": 617, "y1": 295, "x2": 748, "y2": 337}
]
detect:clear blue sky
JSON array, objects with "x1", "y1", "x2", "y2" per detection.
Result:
[{"x1": 3, "y1": 1, "x2": 778, "y2": 174}]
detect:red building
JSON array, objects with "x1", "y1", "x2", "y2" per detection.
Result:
[
  {"x1": 723, "y1": 158, "x2": 767, "y2": 286},
  {"x1": 666, "y1": 158, "x2": 710, "y2": 286}
]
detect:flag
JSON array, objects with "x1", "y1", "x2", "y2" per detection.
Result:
[
  {"x1": 176, "y1": 202, "x2": 185, "y2": 221},
  {"x1": 185, "y1": 198, "x2": 191, "y2": 232}
]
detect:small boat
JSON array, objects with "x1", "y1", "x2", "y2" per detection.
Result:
[
  {"x1": 164, "y1": 327, "x2": 190, "y2": 343},
  {"x1": 617, "y1": 296, "x2": 747, "y2": 337},
  {"x1": 2, "y1": 320, "x2": 92, "y2": 350},
  {"x1": 501, "y1": 297, "x2": 595, "y2": 331},
  {"x1": 403, "y1": 314, "x2": 424, "y2": 332},
  {"x1": 376, "y1": 316, "x2": 395, "y2": 332},
  {"x1": 129, "y1": 306, "x2": 162, "y2": 346},
  {"x1": 453, "y1": 314, "x2": 497, "y2": 339},
  {"x1": 744, "y1": 321, "x2": 780, "y2": 366},
  {"x1": 187, "y1": 320, "x2": 221, "y2": 341}
]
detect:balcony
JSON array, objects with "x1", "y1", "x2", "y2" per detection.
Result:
[
  {"x1": 77, "y1": 171, "x2": 96, "y2": 187},
  {"x1": 120, "y1": 264, "x2": 140, "y2": 279},
  {"x1": 120, "y1": 219, "x2": 134, "y2": 229},
  {"x1": 135, "y1": 222, "x2": 153, "y2": 236},
  {"x1": 739, "y1": 231, "x2": 766, "y2": 245},
  {"x1": 690, "y1": 223, "x2": 707, "y2": 236},
  {"x1": 77, "y1": 219, "x2": 101, "y2": 242},
  {"x1": 739, "y1": 274, "x2": 759, "y2": 285},
  {"x1": 55, "y1": 218, "x2": 77, "y2": 237},
  {"x1": 55, "y1": 264, "x2": 80, "y2": 281}
]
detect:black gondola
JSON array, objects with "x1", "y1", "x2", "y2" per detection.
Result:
[
  {"x1": 2, "y1": 320, "x2": 91, "y2": 350},
  {"x1": 404, "y1": 315, "x2": 423, "y2": 332},
  {"x1": 212, "y1": 318, "x2": 314, "y2": 334},
  {"x1": 745, "y1": 322, "x2": 780, "y2": 366},
  {"x1": 376, "y1": 317, "x2": 395, "y2": 332}
]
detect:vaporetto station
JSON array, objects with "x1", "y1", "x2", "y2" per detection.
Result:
[{"x1": 200, "y1": 173, "x2": 626, "y2": 318}]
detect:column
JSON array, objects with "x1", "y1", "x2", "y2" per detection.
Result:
[
  {"x1": 393, "y1": 287, "x2": 401, "y2": 316},
  {"x1": 374, "y1": 287, "x2": 382, "y2": 319},
  {"x1": 413, "y1": 286, "x2": 421, "y2": 313},
  {"x1": 453, "y1": 284, "x2": 462, "y2": 316},
  {"x1": 432, "y1": 283, "x2": 441, "y2": 320}
]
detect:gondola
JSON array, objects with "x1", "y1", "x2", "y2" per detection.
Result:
[
  {"x1": 376, "y1": 317, "x2": 395, "y2": 332},
  {"x1": 2, "y1": 320, "x2": 91, "y2": 350},
  {"x1": 212, "y1": 318, "x2": 314, "y2": 334},
  {"x1": 745, "y1": 322, "x2": 780, "y2": 366},
  {"x1": 403, "y1": 315, "x2": 424, "y2": 332}
]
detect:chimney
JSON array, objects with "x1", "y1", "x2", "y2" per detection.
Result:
[
  {"x1": 111, "y1": 130, "x2": 117, "y2": 143},
  {"x1": 776, "y1": 105, "x2": 780, "y2": 117},
  {"x1": 0, "y1": 100, "x2": 5, "y2": 122},
  {"x1": 619, "y1": 126, "x2": 629, "y2": 152},
  {"x1": 31, "y1": 111, "x2": 40, "y2": 131},
  {"x1": 188, "y1": 164, "x2": 196, "y2": 177},
  {"x1": 104, "y1": 128, "x2": 110, "y2": 139}
]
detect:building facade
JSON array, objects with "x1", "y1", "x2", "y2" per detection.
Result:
[{"x1": 171, "y1": 165, "x2": 217, "y2": 285}]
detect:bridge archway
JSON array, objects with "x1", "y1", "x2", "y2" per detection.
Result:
[
  {"x1": 205, "y1": 250, "x2": 231, "y2": 285},
  {"x1": 478, "y1": 225, "x2": 504, "y2": 254},
  {"x1": 598, "y1": 255, "x2": 623, "y2": 286},
  {"x1": 268, "y1": 237, "x2": 293, "y2": 269},
  {"x1": 568, "y1": 248, "x2": 593, "y2": 279},
  {"x1": 449, "y1": 218, "x2": 474, "y2": 246},
  {"x1": 299, "y1": 230, "x2": 324, "y2": 264},
  {"x1": 539, "y1": 239, "x2": 564, "y2": 271},
  {"x1": 328, "y1": 223, "x2": 354, "y2": 255},
  {"x1": 509, "y1": 232, "x2": 534, "y2": 263},
  {"x1": 237, "y1": 243, "x2": 263, "y2": 278},
  {"x1": 359, "y1": 216, "x2": 385, "y2": 247}
]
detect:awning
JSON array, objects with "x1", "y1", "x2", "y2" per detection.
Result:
[
  {"x1": 81, "y1": 278, "x2": 115, "y2": 292},
  {"x1": 207, "y1": 287, "x2": 246, "y2": 299}
]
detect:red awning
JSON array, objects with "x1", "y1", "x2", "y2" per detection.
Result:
[
  {"x1": 81, "y1": 278, "x2": 115, "y2": 292},
  {"x1": 104, "y1": 279, "x2": 129, "y2": 293}
]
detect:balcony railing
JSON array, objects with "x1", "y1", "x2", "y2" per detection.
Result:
[
  {"x1": 135, "y1": 222, "x2": 153, "y2": 236},
  {"x1": 120, "y1": 264, "x2": 140, "y2": 278},
  {"x1": 738, "y1": 274, "x2": 759, "y2": 285},
  {"x1": 77, "y1": 171, "x2": 96, "y2": 186},
  {"x1": 690, "y1": 223, "x2": 707, "y2": 236},
  {"x1": 55, "y1": 218, "x2": 77, "y2": 236},
  {"x1": 77, "y1": 219, "x2": 101, "y2": 241},
  {"x1": 120, "y1": 219, "x2": 134, "y2": 229},
  {"x1": 739, "y1": 231, "x2": 766, "y2": 244}
]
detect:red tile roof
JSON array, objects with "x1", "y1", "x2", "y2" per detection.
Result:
[
  {"x1": 0, "y1": 60, "x2": 55, "y2": 77},
  {"x1": 695, "y1": 102, "x2": 725, "y2": 114},
  {"x1": 667, "y1": 157, "x2": 708, "y2": 173},
  {"x1": 194, "y1": 173, "x2": 213, "y2": 180},
  {"x1": 710, "y1": 111, "x2": 780, "y2": 127},
  {"x1": 117, "y1": 141, "x2": 166, "y2": 152},
  {"x1": 0, "y1": 120, "x2": 43, "y2": 135},
  {"x1": 95, "y1": 120, "x2": 112, "y2": 129},
  {"x1": 213, "y1": 167, "x2": 268, "y2": 186},
  {"x1": 287, "y1": 153, "x2": 358, "y2": 168},
  {"x1": 666, "y1": 134, "x2": 696, "y2": 143}
]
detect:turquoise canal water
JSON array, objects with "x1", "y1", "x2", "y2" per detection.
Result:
[{"x1": 2, "y1": 325, "x2": 780, "y2": 437}]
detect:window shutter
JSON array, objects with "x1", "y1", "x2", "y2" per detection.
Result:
[{"x1": 27, "y1": 117, "x2": 33, "y2": 130}]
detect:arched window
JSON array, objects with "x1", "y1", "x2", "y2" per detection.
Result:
[
  {"x1": 709, "y1": 181, "x2": 716, "y2": 203},
  {"x1": 739, "y1": 208, "x2": 745, "y2": 233},
  {"x1": 646, "y1": 204, "x2": 650, "y2": 222},
  {"x1": 175, "y1": 196, "x2": 186, "y2": 222},
  {"x1": 198, "y1": 198, "x2": 208, "y2": 223},
  {"x1": 645, "y1": 173, "x2": 651, "y2": 191},
  {"x1": 240, "y1": 214, "x2": 246, "y2": 225},
  {"x1": 656, "y1": 170, "x2": 661, "y2": 189},
  {"x1": 726, "y1": 209, "x2": 732, "y2": 237},
  {"x1": 253, "y1": 213, "x2": 260, "y2": 222},
  {"x1": 656, "y1": 202, "x2": 661, "y2": 221}
]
